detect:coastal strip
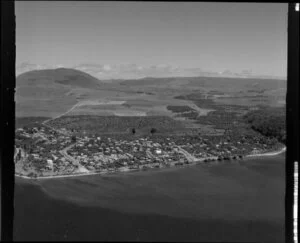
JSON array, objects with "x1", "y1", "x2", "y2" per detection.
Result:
[{"x1": 15, "y1": 146, "x2": 286, "y2": 180}]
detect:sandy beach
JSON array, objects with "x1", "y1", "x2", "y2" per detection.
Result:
[{"x1": 245, "y1": 146, "x2": 286, "y2": 158}]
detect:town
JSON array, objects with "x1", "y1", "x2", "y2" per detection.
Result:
[{"x1": 14, "y1": 119, "x2": 284, "y2": 179}]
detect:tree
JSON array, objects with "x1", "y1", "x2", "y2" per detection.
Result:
[
  {"x1": 131, "y1": 128, "x2": 136, "y2": 135},
  {"x1": 71, "y1": 135, "x2": 77, "y2": 143},
  {"x1": 150, "y1": 128, "x2": 157, "y2": 135}
]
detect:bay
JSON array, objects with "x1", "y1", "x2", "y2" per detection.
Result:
[{"x1": 14, "y1": 153, "x2": 285, "y2": 242}]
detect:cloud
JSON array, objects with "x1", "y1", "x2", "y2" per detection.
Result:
[
  {"x1": 16, "y1": 62, "x2": 285, "y2": 80},
  {"x1": 55, "y1": 64, "x2": 64, "y2": 68},
  {"x1": 16, "y1": 62, "x2": 55, "y2": 76},
  {"x1": 103, "y1": 64, "x2": 111, "y2": 71},
  {"x1": 241, "y1": 69, "x2": 253, "y2": 77},
  {"x1": 17, "y1": 62, "x2": 217, "y2": 79},
  {"x1": 220, "y1": 69, "x2": 233, "y2": 75}
]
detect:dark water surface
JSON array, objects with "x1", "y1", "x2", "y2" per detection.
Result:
[{"x1": 14, "y1": 154, "x2": 285, "y2": 242}]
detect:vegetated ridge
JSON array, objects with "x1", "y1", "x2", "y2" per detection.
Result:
[
  {"x1": 17, "y1": 68, "x2": 102, "y2": 89},
  {"x1": 243, "y1": 107, "x2": 286, "y2": 144}
]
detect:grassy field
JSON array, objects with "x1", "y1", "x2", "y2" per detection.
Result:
[{"x1": 16, "y1": 117, "x2": 50, "y2": 129}]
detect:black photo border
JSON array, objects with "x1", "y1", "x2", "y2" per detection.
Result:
[{"x1": 1, "y1": 1, "x2": 299, "y2": 242}]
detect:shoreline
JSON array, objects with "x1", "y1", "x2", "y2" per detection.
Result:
[
  {"x1": 244, "y1": 146, "x2": 286, "y2": 159},
  {"x1": 15, "y1": 146, "x2": 286, "y2": 180}
]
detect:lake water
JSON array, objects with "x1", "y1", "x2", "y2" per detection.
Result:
[{"x1": 14, "y1": 154, "x2": 285, "y2": 242}]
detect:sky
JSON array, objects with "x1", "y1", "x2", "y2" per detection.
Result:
[{"x1": 16, "y1": 1, "x2": 288, "y2": 79}]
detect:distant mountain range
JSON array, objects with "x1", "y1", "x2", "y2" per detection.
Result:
[{"x1": 16, "y1": 62, "x2": 286, "y2": 81}]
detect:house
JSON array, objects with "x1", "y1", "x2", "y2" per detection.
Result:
[
  {"x1": 87, "y1": 166, "x2": 94, "y2": 171},
  {"x1": 46, "y1": 159, "x2": 53, "y2": 169},
  {"x1": 155, "y1": 149, "x2": 162, "y2": 155}
]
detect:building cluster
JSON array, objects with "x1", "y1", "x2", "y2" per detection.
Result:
[
  {"x1": 67, "y1": 136, "x2": 189, "y2": 173},
  {"x1": 14, "y1": 125, "x2": 75, "y2": 176},
  {"x1": 147, "y1": 133, "x2": 276, "y2": 161},
  {"x1": 14, "y1": 123, "x2": 282, "y2": 178}
]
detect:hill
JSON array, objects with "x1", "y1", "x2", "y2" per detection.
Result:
[
  {"x1": 16, "y1": 68, "x2": 103, "y2": 118},
  {"x1": 17, "y1": 68, "x2": 102, "y2": 89}
]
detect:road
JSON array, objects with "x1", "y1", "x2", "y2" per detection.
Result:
[
  {"x1": 146, "y1": 150, "x2": 155, "y2": 159},
  {"x1": 59, "y1": 141, "x2": 89, "y2": 173},
  {"x1": 177, "y1": 146, "x2": 198, "y2": 163},
  {"x1": 59, "y1": 144, "x2": 78, "y2": 164},
  {"x1": 15, "y1": 106, "x2": 89, "y2": 174},
  {"x1": 42, "y1": 101, "x2": 82, "y2": 125}
]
